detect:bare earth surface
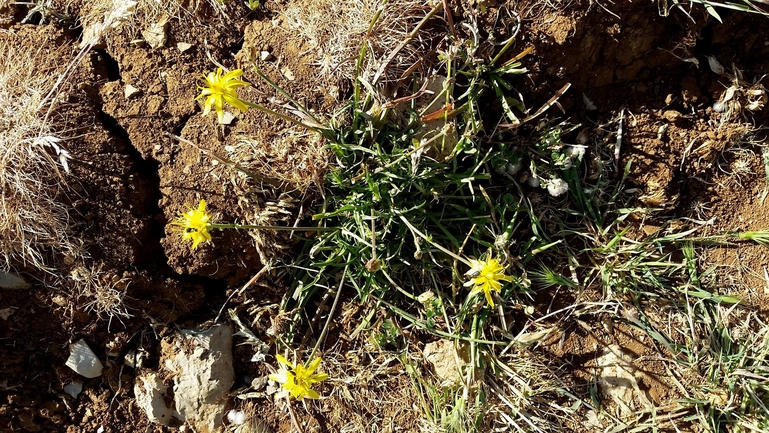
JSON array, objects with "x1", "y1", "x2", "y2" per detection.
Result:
[{"x1": 1, "y1": 0, "x2": 768, "y2": 431}]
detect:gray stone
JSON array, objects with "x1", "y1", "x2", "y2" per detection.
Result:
[
  {"x1": 63, "y1": 382, "x2": 83, "y2": 398},
  {"x1": 134, "y1": 371, "x2": 173, "y2": 425},
  {"x1": 163, "y1": 324, "x2": 234, "y2": 432},
  {"x1": 142, "y1": 19, "x2": 168, "y2": 49},
  {"x1": 0, "y1": 271, "x2": 29, "y2": 289}
]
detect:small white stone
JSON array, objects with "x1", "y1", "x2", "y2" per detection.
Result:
[
  {"x1": 281, "y1": 67, "x2": 295, "y2": 81},
  {"x1": 260, "y1": 51, "x2": 273, "y2": 61},
  {"x1": 124, "y1": 84, "x2": 141, "y2": 99},
  {"x1": 221, "y1": 111, "x2": 236, "y2": 125},
  {"x1": 177, "y1": 42, "x2": 193, "y2": 53},
  {"x1": 63, "y1": 382, "x2": 83, "y2": 398},
  {"x1": 65, "y1": 339, "x2": 103, "y2": 378}
]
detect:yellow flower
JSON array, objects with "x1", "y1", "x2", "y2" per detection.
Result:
[
  {"x1": 268, "y1": 355, "x2": 329, "y2": 400},
  {"x1": 171, "y1": 199, "x2": 212, "y2": 249},
  {"x1": 196, "y1": 68, "x2": 250, "y2": 124},
  {"x1": 464, "y1": 256, "x2": 514, "y2": 307}
]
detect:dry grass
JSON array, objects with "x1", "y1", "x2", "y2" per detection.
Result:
[
  {"x1": 321, "y1": 346, "x2": 422, "y2": 432},
  {"x1": 70, "y1": 262, "x2": 132, "y2": 323},
  {"x1": 221, "y1": 130, "x2": 328, "y2": 265},
  {"x1": 231, "y1": 130, "x2": 329, "y2": 194},
  {"x1": 0, "y1": 32, "x2": 79, "y2": 273},
  {"x1": 79, "y1": 0, "x2": 230, "y2": 46},
  {"x1": 0, "y1": 27, "x2": 129, "y2": 323},
  {"x1": 282, "y1": 0, "x2": 429, "y2": 85}
]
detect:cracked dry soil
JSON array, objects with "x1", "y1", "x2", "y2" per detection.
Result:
[{"x1": 1, "y1": 0, "x2": 769, "y2": 432}]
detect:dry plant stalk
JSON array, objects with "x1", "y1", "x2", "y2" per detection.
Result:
[
  {"x1": 0, "y1": 33, "x2": 79, "y2": 272},
  {"x1": 282, "y1": 0, "x2": 429, "y2": 84}
]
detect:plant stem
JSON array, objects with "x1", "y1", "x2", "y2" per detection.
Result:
[
  {"x1": 210, "y1": 223, "x2": 334, "y2": 232},
  {"x1": 242, "y1": 101, "x2": 325, "y2": 133},
  {"x1": 372, "y1": 1, "x2": 444, "y2": 84}
]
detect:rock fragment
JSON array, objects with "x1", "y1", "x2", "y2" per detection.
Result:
[
  {"x1": 142, "y1": 18, "x2": 168, "y2": 49},
  {"x1": 162, "y1": 324, "x2": 234, "y2": 432},
  {"x1": 423, "y1": 339, "x2": 465, "y2": 386},
  {"x1": 124, "y1": 84, "x2": 141, "y2": 99},
  {"x1": 63, "y1": 382, "x2": 83, "y2": 398},
  {"x1": 0, "y1": 307, "x2": 15, "y2": 320},
  {"x1": 177, "y1": 42, "x2": 193, "y2": 53},
  {"x1": 595, "y1": 345, "x2": 653, "y2": 416},
  {"x1": 65, "y1": 339, "x2": 103, "y2": 378},
  {"x1": 134, "y1": 372, "x2": 173, "y2": 426},
  {"x1": 221, "y1": 111, "x2": 236, "y2": 125},
  {"x1": 0, "y1": 271, "x2": 29, "y2": 289}
]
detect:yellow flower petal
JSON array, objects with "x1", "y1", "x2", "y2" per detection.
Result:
[
  {"x1": 306, "y1": 357, "x2": 322, "y2": 374},
  {"x1": 223, "y1": 69, "x2": 243, "y2": 80},
  {"x1": 171, "y1": 199, "x2": 213, "y2": 250},
  {"x1": 272, "y1": 354, "x2": 329, "y2": 400},
  {"x1": 275, "y1": 354, "x2": 291, "y2": 367},
  {"x1": 223, "y1": 94, "x2": 249, "y2": 112},
  {"x1": 195, "y1": 67, "x2": 251, "y2": 124},
  {"x1": 465, "y1": 256, "x2": 514, "y2": 307}
]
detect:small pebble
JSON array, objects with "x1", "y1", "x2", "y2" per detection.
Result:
[
  {"x1": 65, "y1": 339, "x2": 103, "y2": 379},
  {"x1": 0, "y1": 272, "x2": 29, "y2": 289},
  {"x1": 177, "y1": 42, "x2": 193, "y2": 53},
  {"x1": 63, "y1": 382, "x2": 83, "y2": 398},
  {"x1": 124, "y1": 84, "x2": 141, "y2": 100}
]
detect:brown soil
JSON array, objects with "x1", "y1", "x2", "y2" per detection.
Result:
[{"x1": 1, "y1": 0, "x2": 768, "y2": 431}]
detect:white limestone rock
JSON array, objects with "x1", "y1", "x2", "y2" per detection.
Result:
[{"x1": 65, "y1": 339, "x2": 103, "y2": 378}]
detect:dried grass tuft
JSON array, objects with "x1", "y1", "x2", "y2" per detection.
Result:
[
  {"x1": 0, "y1": 33, "x2": 79, "y2": 273},
  {"x1": 321, "y1": 346, "x2": 421, "y2": 431},
  {"x1": 282, "y1": 0, "x2": 429, "y2": 85},
  {"x1": 232, "y1": 130, "x2": 329, "y2": 195},
  {"x1": 79, "y1": 0, "x2": 231, "y2": 45},
  {"x1": 225, "y1": 130, "x2": 328, "y2": 265},
  {"x1": 70, "y1": 262, "x2": 132, "y2": 323}
]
